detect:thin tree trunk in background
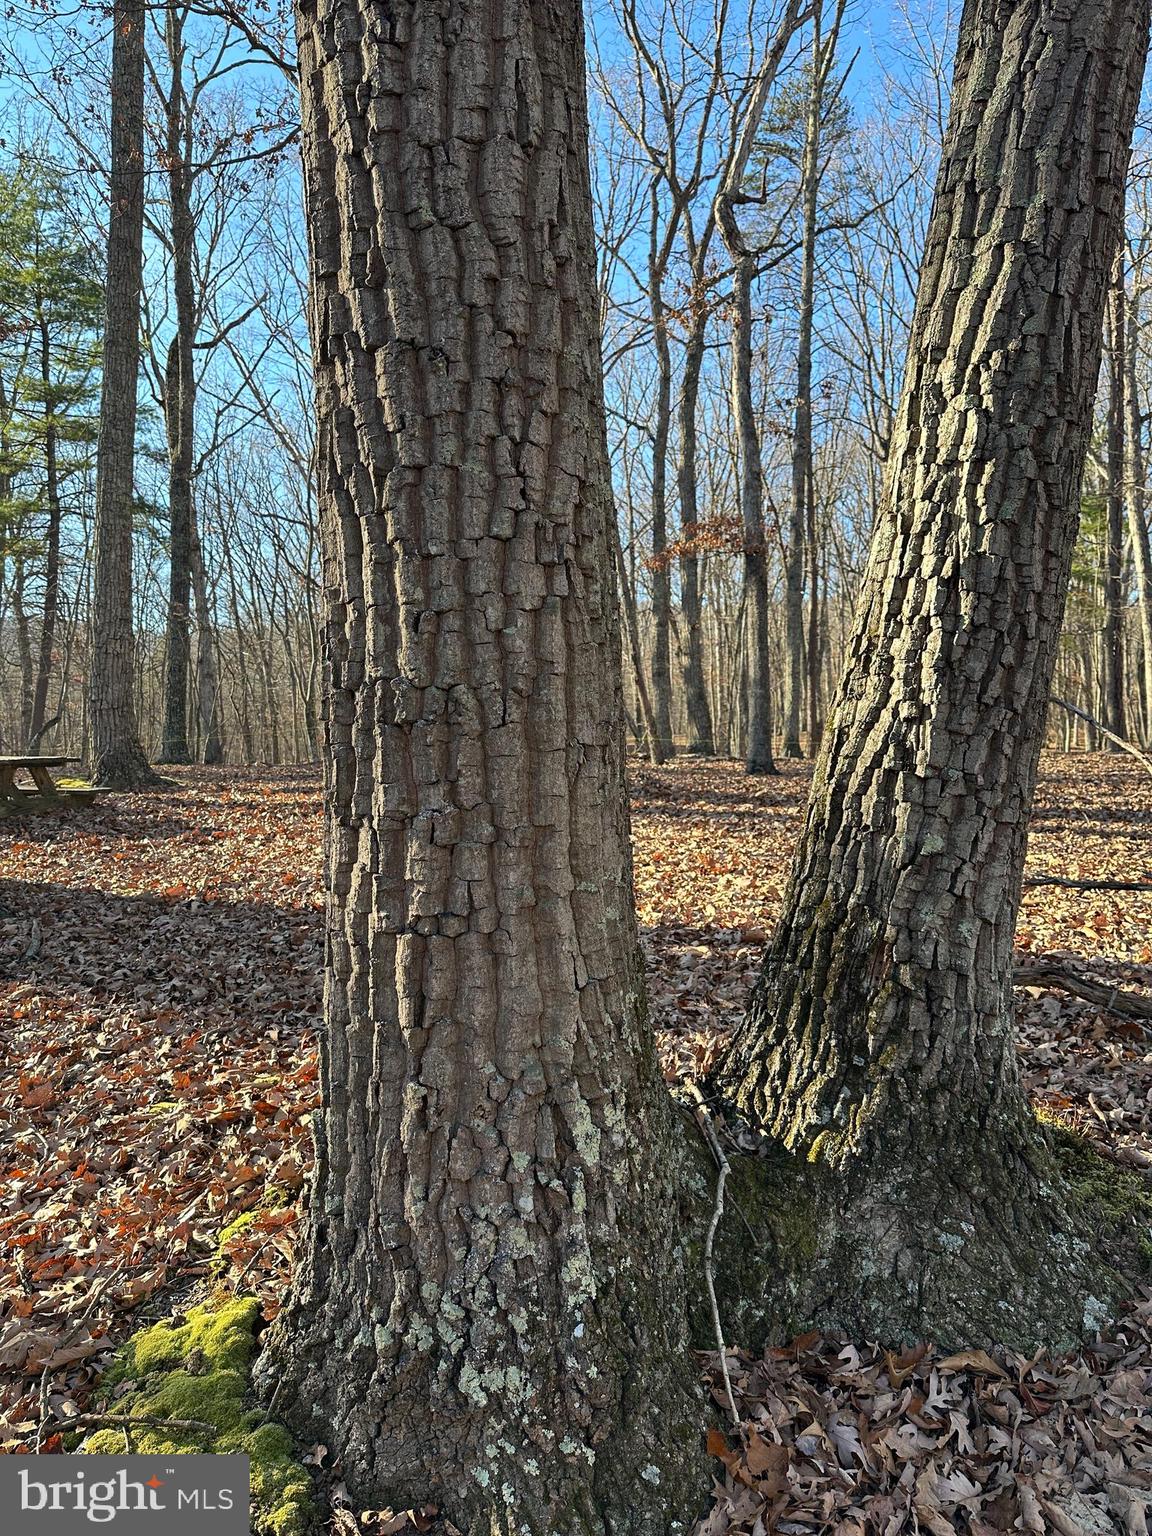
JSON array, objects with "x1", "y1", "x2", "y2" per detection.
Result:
[
  {"x1": 782, "y1": 12, "x2": 826, "y2": 759},
  {"x1": 712, "y1": 0, "x2": 804, "y2": 773},
  {"x1": 191, "y1": 524, "x2": 223, "y2": 763},
  {"x1": 805, "y1": 478, "x2": 823, "y2": 751},
  {"x1": 677, "y1": 319, "x2": 716, "y2": 754},
  {"x1": 222, "y1": 542, "x2": 256, "y2": 762},
  {"x1": 88, "y1": 0, "x2": 158, "y2": 788},
  {"x1": 158, "y1": 7, "x2": 196, "y2": 764},
  {"x1": 13, "y1": 561, "x2": 34, "y2": 743},
  {"x1": 258, "y1": 0, "x2": 706, "y2": 1524},
  {"x1": 732, "y1": 253, "x2": 777, "y2": 775},
  {"x1": 722, "y1": 0, "x2": 1150, "y2": 1346},
  {"x1": 1105, "y1": 251, "x2": 1128, "y2": 744},
  {"x1": 1125, "y1": 283, "x2": 1152, "y2": 744},
  {"x1": 615, "y1": 525, "x2": 661, "y2": 764},
  {"x1": 29, "y1": 311, "x2": 62, "y2": 748},
  {"x1": 648, "y1": 196, "x2": 675, "y2": 761}
]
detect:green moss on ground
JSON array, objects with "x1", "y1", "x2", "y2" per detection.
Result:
[
  {"x1": 81, "y1": 1298, "x2": 312, "y2": 1536},
  {"x1": 1045, "y1": 1120, "x2": 1152, "y2": 1269}
]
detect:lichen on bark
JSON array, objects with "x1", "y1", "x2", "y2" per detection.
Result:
[
  {"x1": 255, "y1": 0, "x2": 708, "y2": 1528},
  {"x1": 717, "y1": 0, "x2": 1152, "y2": 1349}
]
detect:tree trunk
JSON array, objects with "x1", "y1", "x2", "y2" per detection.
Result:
[
  {"x1": 1124, "y1": 276, "x2": 1152, "y2": 744},
  {"x1": 805, "y1": 476, "x2": 823, "y2": 751},
  {"x1": 87, "y1": 0, "x2": 158, "y2": 789},
  {"x1": 12, "y1": 560, "x2": 34, "y2": 744},
  {"x1": 614, "y1": 524, "x2": 662, "y2": 766},
  {"x1": 677, "y1": 321, "x2": 716, "y2": 755},
  {"x1": 721, "y1": 0, "x2": 1150, "y2": 1347},
  {"x1": 732, "y1": 254, "x2": 777, "y2": 776},
  {"x1": 29, "y1": 311, "x2": 62, "y2": 749},
  {"x1": 191, "y1": 522, "x2": 224, "y2": 764},
  {"x1": 158, "y1": 8, "x2": 196, "y2": 765},
  {"x1": 648, "y1": 203, "x2": 675, "y2": 763},
  {"x1": 781, "y1": 24, "x2": 823, "y2": 760},
  {"x1": 1105, "y1": 249, "x2": 1128, "y2": 743},
  {"x1": 258, "y1": 6, "x2": 707, "y2": 1525}
]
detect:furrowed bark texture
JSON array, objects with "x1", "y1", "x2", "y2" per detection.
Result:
[
  {"x1": 261, "y1": 2, "x2": 706, "y2": 1530},
  {"x1": 723, "y1": 0, "x2": 1150, "y2": 1346},
  {"x1": 87, "y1": 0, "x2": 157, "y2": 789}
]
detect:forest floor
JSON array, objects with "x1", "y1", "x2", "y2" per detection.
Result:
[{"x1": 1, "y1": 753, "x2": 1151, "y2": 1532}]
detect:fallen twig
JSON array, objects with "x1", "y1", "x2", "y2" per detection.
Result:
[
  {"x1": 685, "y1": 1082, "x2": 741, "y2": 1429},
  {"x1": 65, "y1": 1413, "x2": 215, "y2": 1434},
  {"x1": 35, "y1": 1262, "x2": 127, "y2": 1451},
  {"x1": 1023, "y1": 876, "x2": 1152, "y2": 892},
  {"x1": 1014, "y1": 964, "x2": 1152, "y2": 1022}
]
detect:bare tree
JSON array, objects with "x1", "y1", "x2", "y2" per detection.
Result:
[
  {"x1": 257, "y1": 1, "x2": 707, "y2": 1527},
  {"x1": 722, "y1": 0, "x2": 1150, "y2": 1344},
  {"x1": 88, "y1": 0, "x2": 161, "y2": 788}
]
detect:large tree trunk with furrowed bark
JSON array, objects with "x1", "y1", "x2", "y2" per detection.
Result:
[
  {"x1": 721, "y1": 0, "x2": 1150, "y2": 1347},
  {"x1": 87, "y1": 0, "x2": 159, "y2": 789},
  {"x1": 256, "y1": 2, "x2": 707, "y2": 1530}
]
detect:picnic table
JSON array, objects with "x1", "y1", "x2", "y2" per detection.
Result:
[{"x1": 0, "y1": 756, "x2": 108, "y2": 814}]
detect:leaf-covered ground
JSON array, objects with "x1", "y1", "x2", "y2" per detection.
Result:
[{"x1": 1, "y1": 754, "x2": 1150, "y2": 1533}]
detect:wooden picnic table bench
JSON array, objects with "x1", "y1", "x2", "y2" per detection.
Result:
[{"x1": 0, "y1": 756, "x2": 109, "y2": 814}]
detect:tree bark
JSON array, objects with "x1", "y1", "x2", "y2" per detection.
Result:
[
  {"x1": 158, "y1": 7, "x2": 196, "y2": 765},
  {"x1": 677, "y1": 319, "x2": 716, "y2": 755},
  {"x1": 258, "y1": 3, "x2": 707, "y2": 1527},
  {"x1": 614, "y1": 524, "x2": 662, "y2": 766},
  {"x1": 87, "y1": 0, "x2": 158, "y2": 788},
  {"x1": 1124, "y1": 280, "x2": 1152, "y2": 743},
  {"x1": 732, "y1": 254, "x2": 777, "y2": 776},
  {"x1": 29, "y1": 310, "x2": 62, "y2": 749},
  {"x1": 1105, "y1": 248, "x2": 1128, "y2": 744},
  {"x1": 721, "y1": 0, "x2": 1150, "y2": 1347},
  {"x1": 781, "y1": 20, "x2": 825, "y2": 760},
  {"x1": 12, "y1": 560, "x2": 34, "y2": 744},
  {"x1": 647, "y1": 196, "x2": 675, "y2": 763},
  {"x1": 191, "y1": 521, "x2": 224, "y2": 764}
]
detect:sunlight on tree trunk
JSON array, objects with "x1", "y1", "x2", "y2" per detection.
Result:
[
  {"x1": 723, "y1": 0, "x2": 1151, "y2": 1346},
  {"x1": 87, "y1": 0, "x2": 160, "y2": 789},
  {"x1": 256, "y1": 1, "x2": 707, "y2": 1527}
]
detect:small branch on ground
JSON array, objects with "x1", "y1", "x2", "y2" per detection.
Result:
[
  {"x1": 64, "y1": 1414, "x2": 215, "y2": 1433},
  {"x1": 1014, "y1": 963, "x2": 1152, "y2": 1022},
  {"x1": 685, "y1": 1082, "x2": 742, "y2": 1429},
  {"x1": 1024, "y1": 877, "x2": 1152, "y2": 891}
]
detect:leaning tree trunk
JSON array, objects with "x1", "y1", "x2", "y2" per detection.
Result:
[
  {"x1": 88, "y1": 0, "x2": 158, "y2": 789},
  {"x1": 256, "y1": 3, "x2": 707, "y2": 1529},
  {"x1": 721, "y1": 0, "x2": 1150, "y2": 1347}
]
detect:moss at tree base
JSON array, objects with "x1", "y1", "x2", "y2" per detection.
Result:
[
  {"x1": 79, "y1": 1298, "x2": 313, "y2": 1536},
  {"x1": 682, "y1": 1107, "x2": 1152, "y2": 1354}
]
